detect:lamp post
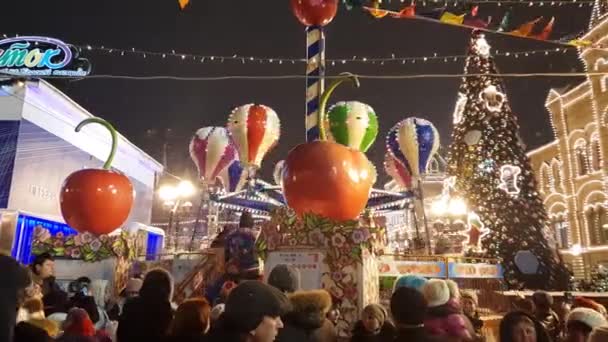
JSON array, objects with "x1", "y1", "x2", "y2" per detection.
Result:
[
  {"x1": 431, "y1": 196, "x2": 467, "y2": 253},
  {"x1": 158, "y1": 180, "x2": 196, "y2": 252}
]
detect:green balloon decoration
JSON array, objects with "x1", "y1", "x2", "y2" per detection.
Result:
[{"x1": 325, "y1": 101, "x2": 379, "y2": 152}]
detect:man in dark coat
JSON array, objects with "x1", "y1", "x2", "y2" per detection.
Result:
[{"x1": 0, "y1": 254, "x2": 31, "y2": 342}]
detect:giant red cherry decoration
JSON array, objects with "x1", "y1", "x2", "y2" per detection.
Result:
[
  {"x1": 290, "y1": 0, "x2": 339, "y2": 27},
  {"x1": 60, "y1": 118, "x2": 134, "y2": 235},
  {"x1": 282, "y1": 73, "x2": 376, "y2": 221}
]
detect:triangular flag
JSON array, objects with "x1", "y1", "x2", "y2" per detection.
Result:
[
  {"x1": 568, "y1": 39, "x2": 592, "y2": 47},
  {"x1": 440, "y1": 12, "x2": 465, "y2": 25},
  {"x1": 497, "y1": 9, "x2": 512, "y2": 32},
  {"x1": 471, "y1": 5, "x2": 479, "y2": 17},
  {"x1": 533, "y1": 17, "x2": 555, "y2": 40},
  {"x1": 509, "y1": 17, "x2": 542, "y2": 37},
  {"x1": 392, "y1": 4, "x2": 416, "y2": 18},
  {"x1": 464, "y1": 16, "x2": 492, "y2": 28},
  {"x1": 418, "y1": 7, "x2": 446, "y2": 20},
  {"x1": 178, "y1": 0, "x2": 190, "y2": 10},
  {"x1": 366, "y1": 7, "x2": 389, "y2": 18}
]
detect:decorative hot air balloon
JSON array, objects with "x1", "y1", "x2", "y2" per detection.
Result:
[
  {"x1": 324, "y1": 101, "x2": 378, "y2": 152},
  {"x1": 273, "y1": 160, "x2": 285, "y2": 186},
  {"x1": 282, "y1": 73, "x2": 376, "y2": 221},
  {"x1": 227, "y1": 104, "x2": 280, "y2": 170},
  {"x1": 386, "y1": 118, "x2": 440, "y2": 180},
  {"x1": 384, "y1": 152, "x2": 412, "y2": 190},
  {"x1": 218, "y1": 159, "x2": 246, "y2": 193},
  {"x1": 189, "y1": 127, "x2": 237, "y2": 183}
]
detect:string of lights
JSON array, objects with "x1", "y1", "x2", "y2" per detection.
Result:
[
  {"x1": 79, "y1": 43, "x2": 576, "y2": 66},
  {"x1": 0, "y1": 34, "x2": 580, "y2": 67}
]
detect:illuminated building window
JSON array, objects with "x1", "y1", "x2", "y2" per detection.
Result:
[
  {"x1": 551, "y1": 215, "x2": 569, "y2": 248},
  {"x1": 575, "y1": 139, "x2": 590, "y2": 176},
  {"x1": 586, "y1": 205, "x2": 607, "y2": 246},
  {"x1": 551, "y1": 160, "x2": 562, "y2": 191}
]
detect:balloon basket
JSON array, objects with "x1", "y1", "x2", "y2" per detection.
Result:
[{"x1": 257, "y1": 207, "x2": 385, "y2": 338}]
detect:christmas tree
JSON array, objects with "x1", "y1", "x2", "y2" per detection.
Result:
[{"x1": 446, "y1": 31, "x2": 570, "y2": 290}]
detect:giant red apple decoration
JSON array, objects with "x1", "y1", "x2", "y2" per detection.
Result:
[
  {"x1": 282, "y1": 74, "x2": 376, "y2": 221},
  {"x1": 290, "y1": 0, "x2": 339, "y2": 27},
  {"x1": 60, "y1": 118, "x2": 134, "y2": 235}
]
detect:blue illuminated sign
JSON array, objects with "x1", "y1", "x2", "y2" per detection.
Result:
[{"x1": 0, "y1": 36, "x2": 91, "y2": 77}]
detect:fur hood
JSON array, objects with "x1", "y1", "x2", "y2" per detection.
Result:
[{"x1": 283, "y1": 290, "x2": 332, "y2": 331}]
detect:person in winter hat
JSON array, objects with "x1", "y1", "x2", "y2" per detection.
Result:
[
  {"x1": 274, "y1": 289, "x2": 336, "y2": 342},
  {"x1": 208, "y1": 280, "x2": 291, "y2": 342},
  {"x1": 351, "y1": 303, "x2": 396, "y2": 342},
  {"x1": 422, "y1": 279, "x2": 472, "y2": 340},
  {"x1": 499, "y1": 311, "x2": 551, "y2": 342},
  {"x1": 0, "y1": 254, "x2": 31, "y2": 342},
  {"x1": 390, "y1": 286, "x2": 435, "y2": 341},
  {"x1": 532, "y1": 290, "x2": 560, "y2": 341},
  {"x1": 572, "y1": 296, "x2": 608, "y2": 316},
  {"x1": 392, "y1": 275, "x2": 427, "y2": 293},
  {"x1": 268, "y1": 264, "x2": 301, "y2": 294},
  {"x1": 117, "y1": 268, "x2": 174, "y2": 342},
  {"x1": 461, "y1": 290, "x2": 483, "y2": 334},
  {"x1": 564, "y1": 307, "x2": 608, "y2": 342},
  {"x1": 589, "y1": 326, "x2": 608, "y2": 342}
]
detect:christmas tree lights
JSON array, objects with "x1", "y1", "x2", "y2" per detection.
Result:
[{"x1": 446, "y1": 31, "x2": 571, "y2": 290}]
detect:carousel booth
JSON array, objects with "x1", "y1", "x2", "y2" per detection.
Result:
[{"x1": 0, "y1": 79, "x2": 164, "y2": 294}]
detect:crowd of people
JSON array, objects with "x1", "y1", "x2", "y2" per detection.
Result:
[{"x1": 4, "y1": 250, "x2": 608, "y2": 342}]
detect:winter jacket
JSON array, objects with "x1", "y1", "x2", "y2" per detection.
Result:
[
  {"x1": 424, "y1": 305, "x2": 472, "y2": 340},
  {"x1": 464, "y1": 312, "x2": 484, "y2": 334},
  {"x1": 350, "y1": 320, "x2": 396, "y2": 342},
  {"x1": 0, "y1": 254, "x2": 31, "y2": 342},
  {"x1": 393, "y1": 326, "x2": 441, "y2": 342},
  {"x1": 14, "y1": 321, "x2": 54, "y2": 342},
  {"x1": 275, "y1": 290, "x2": 337, "y2": 342},
  {"x1": 164, "y1": 334, "x2": 208, "y2": 342},
  {"x1": 116, "y1": 296, "x2": 173, "y2": 342}
]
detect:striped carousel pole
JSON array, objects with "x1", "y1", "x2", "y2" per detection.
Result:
[{"x1": 305, "y1": 25, "x2": 325, "y2": 142}]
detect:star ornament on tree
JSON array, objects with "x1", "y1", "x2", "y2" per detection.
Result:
[
  {"x1": 479, "y1": 85, "x2": 505, "y2": 113},
  {"x1": 472, "y1": 34, "x2": 491, "y2": 58},
  {"x1": 498, "y1": 164, "x2": 522, "y2": 196}
]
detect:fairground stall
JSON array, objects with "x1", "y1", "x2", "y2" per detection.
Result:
[{"x1": 0, "y1": 78, "x2": 164, "y2": 293}]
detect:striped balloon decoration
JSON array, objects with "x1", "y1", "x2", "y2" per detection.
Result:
[
  {"x1": 227, "y1": 104, "x2": 281, "y2": 168},
  {"x1": 218, "y1": 159, "x2": 246, "y2": 192},
  {"x1": 386, "y1": 118, "x2": 440, "y2": 178},
  {"x1": 189, "y1": 127, "x2": 237, "y2": 183},
  {"x1": 325, "y1": 101, "x2": 378, "y2": 152},
  {"x1": 384, "y1": 152, "x2": 412, "y2": 191}
]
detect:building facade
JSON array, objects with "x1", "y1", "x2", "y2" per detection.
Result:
[{"x1": 528, "y1": 12, "x2": 608, "y2": 278}]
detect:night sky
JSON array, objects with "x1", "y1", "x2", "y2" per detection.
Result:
[{"x1": 0, "y1": 0, "x2": 592, "y2": 183}]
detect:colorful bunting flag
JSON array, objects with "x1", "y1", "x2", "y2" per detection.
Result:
[
  {"x1": 471, "y1": 5, "x2": 479, "y2": 17},
  {"x1": 178, "y1": 0, "x2": 190, "y2": 10},
  {"x1": 392, "y1": 4, "x2": 416, "y2": 18},
  {"x1": 440, "y1": 12, "x2": 466, "y2": 25},
  {"x1": 464, "y1": 16, "x2": 492, "y2": 29},
  {"x1": 533, "y1": 17, "x2": 555, "y2": 40},
  {"x1": 509, "y1": 17, "x2": 542, "y2": 37},
  {"x1": 497, "y1": 9, "x2": 512, "y2": 32},
  {"x1": 367, "y1": 7, "x2": 390, "y2": 18},
  {"x1": 418, "y1": 7, "x2": 446, "y2": 20}
]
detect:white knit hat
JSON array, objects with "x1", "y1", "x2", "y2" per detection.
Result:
[
  {"x1": 422, "y1": 279, "x2": 450, "y2": 308},
  {"x1": 590, "y1": 326, "x2": 608, "y2": 342},
  {"x1": 568, "y1": 307, "x2": 608, "y2": 330}
]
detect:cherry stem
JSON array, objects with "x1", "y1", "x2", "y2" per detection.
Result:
[
  {"x1": 319, "y1": 72, "x2": 360, "y2": 141},
  {"x1": 75, "y1": 118, "x2": 118, "y2": 170}
]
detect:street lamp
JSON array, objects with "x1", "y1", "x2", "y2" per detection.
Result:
[{"x1": 157, "y1": 180, "x2": 196, "y2": 252}]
